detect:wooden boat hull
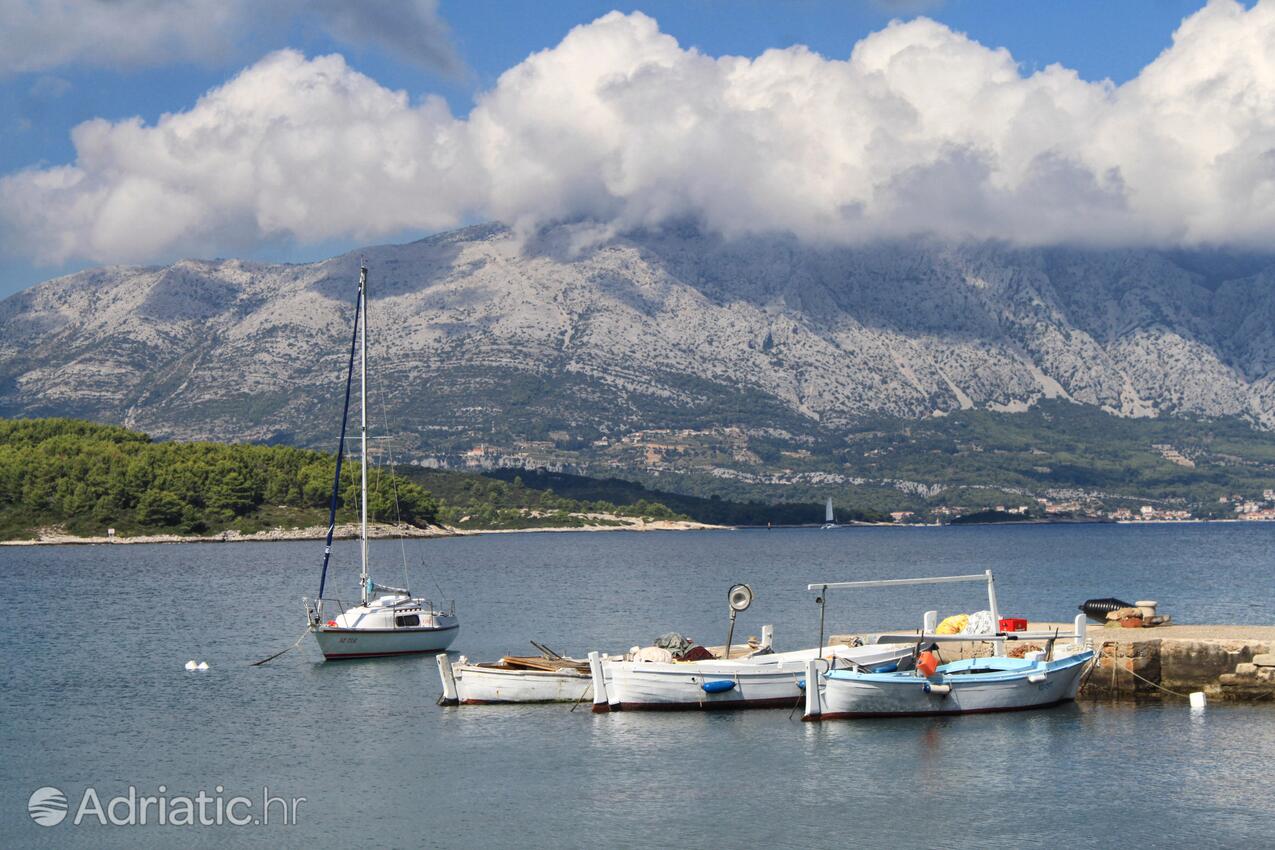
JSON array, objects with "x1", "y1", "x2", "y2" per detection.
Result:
[
  {"x1": 312, "y1": 622, "x2": 459, "y2": 659},
  {"x1": 451, "y1": 664, "x2": 594, "y2": 704},
  {"x1": 601, "y1": 643, "x2": 914, "y2": 711},
  {"x1": 812, "y1": 650, "x2": 1094, "y2": 719}
]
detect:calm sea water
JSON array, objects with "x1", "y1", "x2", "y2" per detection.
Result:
[{"x1": 2, "y1": 522, "x2": 1274, "y2": 849}]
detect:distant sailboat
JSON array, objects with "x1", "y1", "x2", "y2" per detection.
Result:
[
  {"x1": 303, "y1": 264, "x2": 459, "y2": 660},
  {"x1": 822, "y1": 497, "x2": 837, "y2": 529}
]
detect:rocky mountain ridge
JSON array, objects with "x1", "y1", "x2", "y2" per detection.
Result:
[{"x1": 2, "y1": 223, "x2": 1274, "y2": 455}]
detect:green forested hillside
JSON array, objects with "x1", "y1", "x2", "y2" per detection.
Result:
[
  {"x1": 475, "y1": 468, "x2": 886, "y2": 525},
  {"x1": 0, "y1": 418, "x2": 700, "y2": 540},
  {"x1": 403, "y1": 468, "x2": 690, "y2": 529},
  {"x1": 0, "y1": 418, "x2": 436, "y2": 538}
]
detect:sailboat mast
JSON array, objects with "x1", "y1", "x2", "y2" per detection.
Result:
[{"x1": 359, "y1": 264, "x2": 370, "y2": 605}]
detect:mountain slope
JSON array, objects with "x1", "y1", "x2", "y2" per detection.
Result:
[{"x1": 2, "y1": 223, "x2": 1274, "y2": 460}]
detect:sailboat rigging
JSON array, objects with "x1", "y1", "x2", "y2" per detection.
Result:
[{"x1": 303, "y1": 264, "x2": 459, "y2": 660}]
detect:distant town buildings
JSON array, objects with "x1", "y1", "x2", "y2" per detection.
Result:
[{"x1": 408, "y1": 431, "x2": 1275, "y2": 525}]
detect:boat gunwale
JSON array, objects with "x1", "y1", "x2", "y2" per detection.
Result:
[
  {"x1": 605, "y1": 643, "x2": 906, "y2": 677},
  {"x1": 824, "y1": 650, "x2": 1092, "y2": 685},
  {"x1": 459, "y1": 664, "x2": 589, "y2": 678},
  {"x1": 313, "y1": 622, "x2": 460, "y2": 636}
]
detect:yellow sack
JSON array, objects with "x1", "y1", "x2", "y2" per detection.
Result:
[{"x1": 935, "y1": 614, "x2": 969, "y2": 635}]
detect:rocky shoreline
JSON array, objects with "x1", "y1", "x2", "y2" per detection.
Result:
[{"x1": 0, "y1": 516, "x2": 723, "y2": 546}]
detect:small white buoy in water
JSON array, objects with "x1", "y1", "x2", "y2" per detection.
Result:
[
  {"x1": 1189, "y1": 691, "x2": 1206, "y2": 709},
  {"x1": 196, "y1": 661, "x2": 209, "y2": 671},
  {"x1": 184, "y1": 660, "x2": 198, "y2": 671}
]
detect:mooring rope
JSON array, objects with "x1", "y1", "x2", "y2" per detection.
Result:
[
  {"x1": 1114, "y1": 662, "x2": 1193, "y2": 699},
  {"x1": 569, "y1": 684, "x2": 592, "y2": 712},
  {"x1": 250, "y1": 627, "x2": 309, "y2": 667},
  {"x1": 787, "y1": 688, "x2": 804, "y2": 720}
]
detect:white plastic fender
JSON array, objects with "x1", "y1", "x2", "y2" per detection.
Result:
[
  {"x1": 588, "y1": 651, "x2": 610, "y2": 713},
  {"x1": 436, "y1": 653, "x2": 459, "y2": 705},
  {"x1": 1189, "y1": 692, "x2": 1207, "y2": 709}
]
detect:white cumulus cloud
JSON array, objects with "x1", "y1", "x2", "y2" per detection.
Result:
[
  {"x1": 0, "y1": 50, "x2": 475, "y2": 264},
  {"x1": 4, "y1": 1, "x2": 1275, "y2": 266}
]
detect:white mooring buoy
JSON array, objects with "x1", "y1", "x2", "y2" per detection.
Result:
[{"x1": 1189, "y1": 691, "x2": 1206, "y2": 709}]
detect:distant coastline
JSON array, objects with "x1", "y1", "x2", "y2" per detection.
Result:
[
  {"x1": 0, "y1": 517, "x2": 723, "y2": 546},
  {"x1": 7, "y1": 514, "x2": 1270, "y2": 546}
]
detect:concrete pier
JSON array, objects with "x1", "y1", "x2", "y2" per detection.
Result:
[{"x1": 831, "y1": 624, "x2": 1275, "y2": 702}]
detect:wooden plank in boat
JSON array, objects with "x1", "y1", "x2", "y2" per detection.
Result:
[{"x1": 499, "y1": 655, "x2": 589, "y2": 672}]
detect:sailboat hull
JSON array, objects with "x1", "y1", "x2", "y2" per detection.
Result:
[{"x1": 312, "y1": 622, "x2": 459, "y2": 659}]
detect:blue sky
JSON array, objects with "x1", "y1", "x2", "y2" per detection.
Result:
[{"x1": 0, "y1": 0, "x2": 1256, "y2": 298}]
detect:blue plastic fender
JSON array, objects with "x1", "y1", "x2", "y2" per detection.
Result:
[
  {"x1": 701, "y1": 679, "x2": 736, "y2": 694},
  {"x1": 797, "y1": 679, "x2": 806, "y2": 690}
]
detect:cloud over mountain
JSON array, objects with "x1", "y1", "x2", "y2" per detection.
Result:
[{"x1": 3, "y1": 1, "x2": 1275, "y2": 265}]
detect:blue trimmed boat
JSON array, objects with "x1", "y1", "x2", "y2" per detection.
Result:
[
  {"x1": 808, "y1": 649, "x2": 1095, "y2": 719},
  {"x1": 801, "y1": 571, "x2": 1095, "y2": 720}
]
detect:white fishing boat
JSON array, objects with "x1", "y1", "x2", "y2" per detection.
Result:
[
  {"x1": 801, "y1": 572, "x2": 1095, "y2": 719},
  {"x1": 303, "y1": 264, "x2": 458, "y2": 660},
  {"x1": 591, "y1": 640, "x2": 913, "y2": 712},
  {"x1": 588, "y1": 583, "x2": 911, "y2": 710},
  {"x1": 807, "y1": 651, "x2": 1093, "y2": 719},
  {"x1": 436, "y1": 648, "x2": 595, "y2": 705}
]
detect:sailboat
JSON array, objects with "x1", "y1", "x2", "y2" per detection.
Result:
[
  {"x1": 303, "y1": 264, "x2": 459, "y2": 660},
  {"x1": 821, "y1": 497, "x2": 836, "y2": 529}
]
